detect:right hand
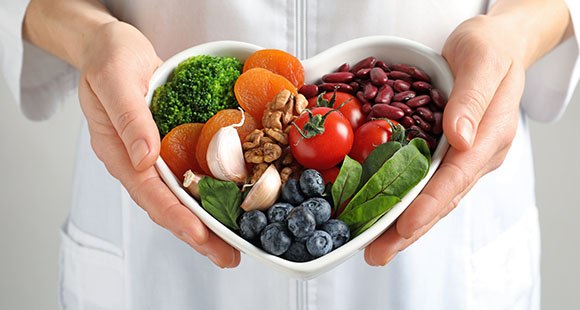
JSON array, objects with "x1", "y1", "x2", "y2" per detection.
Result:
[{"x1": 77, "y1": 21, "x2": 240, "y2": 268}]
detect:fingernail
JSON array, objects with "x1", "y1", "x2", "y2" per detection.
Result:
[
  {"x1": 382, "y1": 252, "x2": 397, "y2": 265},
  {"x1": 208, "y1": 254, "x2": 224, "y2": 268},
  {"x1": 130, "y1": 139, "x2": 149, "y2": 167},
  {"x1": 456, "y1": 117, "x2": 474, "y2": 146},
  {"x1": 180, "y1": 233, "x2": 198, "y2": 248}
]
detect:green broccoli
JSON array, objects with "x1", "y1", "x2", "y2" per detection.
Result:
[{"x1": 151, "y1": 55, "x2": 243, "y2": 136}]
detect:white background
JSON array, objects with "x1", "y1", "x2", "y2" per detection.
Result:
[{"x1": 0, "y1": 77, "x2": 578, "y2": 309}]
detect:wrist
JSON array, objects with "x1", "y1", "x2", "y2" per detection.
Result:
[{"x1": 487, "y1": 0, "x2": 571, "y2": 69}]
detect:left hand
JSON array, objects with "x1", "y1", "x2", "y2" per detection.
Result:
[{"x1": 364, "y1": 14, "x2": 528, "y2": 265}]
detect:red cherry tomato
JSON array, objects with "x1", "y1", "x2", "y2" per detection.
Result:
[
  {"x1": 320, "y1": 166, "x2": 341, "y2": 184},
  {"x1": 290, "y1": 107, "x2": 354, "y2": 170},
  {"x1": 307, "y1": 92, "x2": 364, "y2": 131},
  {"x1": 349, "y1": 119, "x2": 397, "y2": 164}
]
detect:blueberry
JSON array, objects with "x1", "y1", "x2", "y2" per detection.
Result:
[
  {"x1": 306, "y1": 230, "x2": 334, "y2": 257},
  {"x1": 281, "y1": 179, "x2": 305, "y2": 205},
  {"x1": 287, "y1": 206, "x2": 316, "y2": 239},
  {"x1": 300, "y1": 197, "x2": 331, "y2": 226},
  {"x1": 321, "y1": 219, "x2": 350, "y2": 248},
  {"x1": 267, "y1": 202, "x2": 294, "y2": 224},
  {"x1": 299, "y1": 169, "x2": 325, "y2": 197},
  {"x1": 282, "y1": 241, "x2": 314, "y2": 262},
  {"x1": 239, "y1": 210, "x2": 268, "y2": 243},
  {"x1": 260, "y1": 223, "x2": 292, "y2": 256}
]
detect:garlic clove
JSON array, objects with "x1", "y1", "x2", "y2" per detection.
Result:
[
  {"x1": 206, "y1": 126, "x2": 248, "y2": 184},
  {"x1": 240, "y1": 164, "x2": 282, "y2": 211},
  {"x1": 183, "y1": 170, "x2": 204, "y2": 199}
]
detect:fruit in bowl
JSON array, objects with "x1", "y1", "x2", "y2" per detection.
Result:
[{"x1": 146, "y1": 37, "x2": 453, "y2": 279}]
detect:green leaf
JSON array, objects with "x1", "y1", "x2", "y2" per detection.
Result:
[
  {"x1": 409, "y1": 137, "x2": 431, "y2": 168},
  {"x1": 331, "y1": 156, "x2": 362, "y2": 215},
  {"x1": 350, "y1": 212, "x2": 386, "y2": 238},
  {"x1": 338, "y1": 196, "x2": 400, "y2": 235},
  {"x1": 198, "y1": 177, "x2": 243, "y2": 231},
  {"x1": 359, "y1": 141, "x2": 402, "y2": 190},
  {"x1": 345, "y1": 143, "x2": 430, "y2": 212}
]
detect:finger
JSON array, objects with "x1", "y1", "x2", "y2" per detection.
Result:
[
  {"x1": 365, "y1": 213, "x2": 440, "y2": 266},
  {"x1": 89, "y1": 58, "x2": 162, "y2": 171},
  {"x1": 442, "y1": 48, "x2": 510, "y2": 151},
  {"x1": 195, "y1": 232, "x2": 241, "y2": 268},
  {"x1": 396, "y1": 66, "x2": 524, "y2": 239}
]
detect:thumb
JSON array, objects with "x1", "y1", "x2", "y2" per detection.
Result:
[
  {"x1": 442, "y1": 56, "x2": 508, "y2": 151},
  {"x1": 91, "y1": 62, "x2": 162, "y2": 171}
]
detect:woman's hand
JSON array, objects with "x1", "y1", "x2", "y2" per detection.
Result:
[
  {"x1": 365, "y1": 0, "x2": 572, "y2": 266},
  {"x1": 76, "y1": 21, "x2": 240, "y2": 268}
]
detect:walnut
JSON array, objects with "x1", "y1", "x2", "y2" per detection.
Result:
[
  {"x1": 263, "y1": 143, "x2": 282, "y2": 163},
  {"x1": 280, "y1": 148, "x2": 293, "y2": 165},
  {"x1": 262, "y1": 90, "x2": 299, "y2": 129},
  {"x1": 244, "y1": 148, "x2": 264, "y2": 164},
  {"x1": 242, "y1": 129, "x2": 264, "y2": 150},
  {"x1": 250, "y1": 163, "x2": 268, "y2": 184},
  {"x1": 264, "y1": 128, "x2": 288, "y2": 145},
  {"x1": 295, "y1": 94, "x2": 308, "y2": 114},
  {"x1": 280, "y1": 167, "x2": 293, "y2": 183}
]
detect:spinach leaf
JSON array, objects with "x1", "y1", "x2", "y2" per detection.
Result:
[
  {"x1": 359, "y1": 141, "x2": 402, "y2": 190},
  {"x1": 331, "y1": 156, "x2": 362, "y2": 215},
  {"x1": 345, "y1": 142, "x2": 430, "y2": 212},
  {"x1": 198, "y1": 177, "x2": 243, "y2": 231},
  {"x1": 350, "y1": 212, "x2": 387, "y2": 238},
  {"x1": 409, "y1": 138, "x2": 431, "y2": 169},
  {"x1": 338, "y1": 196, "x2": 400, "y2": 236}
]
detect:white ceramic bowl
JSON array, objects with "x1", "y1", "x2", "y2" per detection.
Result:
[{"x1": 146, "y1": 36, "x2": 453, "y2": 280}]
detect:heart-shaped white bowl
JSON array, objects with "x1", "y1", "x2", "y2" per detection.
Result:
[{"x1": 146, "y1": 36, "x2": 453, "y2": 280}]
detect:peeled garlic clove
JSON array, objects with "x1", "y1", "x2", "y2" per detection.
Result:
[
  {"x1": 241, "y1": 164, "x2": 282, "y2": 211},
  {"x1": 183, "y1": 170, "x2": 204, "y2": 199},
  {"x1": 206, "y1": 126, "x2": 248, "y2": 184}
]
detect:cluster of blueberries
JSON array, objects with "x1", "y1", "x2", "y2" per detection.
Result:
[{"x1": 238, "y1": 169, "x2": 350, "y2": 262}]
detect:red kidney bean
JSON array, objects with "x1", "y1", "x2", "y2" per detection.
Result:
[
  {"x1": 337, "y1": 63, "x2": 350, "y2": 72},
  {"x1": 351, "y1": 56, "x2": 377, "y2": 73},
  {"x1": 409, "y1": 67, "x2": 431, "y2": 82},
  {"x1": 350, "y1": 81, "x2": 360, "y2": 93},
  {"x1": 390, "y1": 64, "x2": 412, "y2": 74},
  {"x1": 370, "y1": 67, "x2": 389, "y2": 86},
  {"x1": 356, "y1": 91, "x2": 371, "y2": 105},
  {"x1": 362, "y1": 103, "x2": 372, "y2": 114},
  {"x1": 400, "y1": 116, "x2": 414, "y2": 128},
  {"x1": 406, "y1": 95, "x2": 431, "y2": 108},
  {"x1": 412, "y1": 81, "x2": 432, "y2": 92},
  {"x1": 417, "y1": 131, "x2": 437, "y2": 150},
  {"x1": 413, "y1": 115, "x2": 432, "y2": 132},
  {"x1": 298, "y1": 84, "x2": 319, "y2": 99},
  {"x1": 319, "y1": 83, "x2": 354, "y2": 94},
  {"x1": 430, "y1": 88, "x2": 447, "y2": 109},
  {"x1": 366, "y1": 110, "x2": 376, "y2": 122},
  {"x1": 389, "y1": 70, "x2": 413, "y2": 81},
  {"x1": 363, "y1": 83, "x2": 378, "y2": 100},
  {"x1": 394, "y1": 80, "x2": 411, "y2": 92},
  {"x1": 431, "y1": 111, "x2": 443, "y2": 135},
  {"x1": 393, "y1": 90, "x2": 416, "y2": 102},
  {"x1": 386, "y1": 79, "x2": 395, "y2": 87},
  {"x1": 376, "y1": 60, "x2": 390, "y2": 72},
  {"x1": 374, "y1": 84, "x2": 394, "y2": 104},
  {"x1": 322, "y1": 72, "x2": 355, "y2": 83},
  {"x1": 415, "y1": 107, "x2": 435, "y2": 122},
  {"x1": 355, "y1": 68, "x2": 371, "y2": 78},
  {"x1": 371, "y1": 104, "x2": 405, "y2": 120},
  {"x1": 391, "y1": 102, "x2": 413, "y2": 116}
]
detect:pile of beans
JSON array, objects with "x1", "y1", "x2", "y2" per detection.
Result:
[{"x1": 298, "y1": 56, "x2": 447, "y2": 150}]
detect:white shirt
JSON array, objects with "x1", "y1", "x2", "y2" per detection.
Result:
[{"x1": 2, "y1": 1, "x2": 580, "y2": 309}]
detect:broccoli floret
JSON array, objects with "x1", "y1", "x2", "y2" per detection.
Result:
[{"x1": 151, "y1": 55, "x2": 243, "y2": 136}]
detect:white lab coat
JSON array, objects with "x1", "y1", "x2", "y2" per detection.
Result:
[{"x1": 2, "y1": 0, "x2": 580, "y2": 309}]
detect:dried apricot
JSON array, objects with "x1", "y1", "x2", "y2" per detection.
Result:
[
  {"x1": 196, "y1": 109, "x2": 261, "y2": 175},
  {"x1": 243, "y1": 49, "x2": 304, "y2": 88},
  {"x1": 234, "y1": 68, "x2": 297, "y2": 121},
  {"x1": 160, "y1": 123, "x2": 204, "y2": 181}
]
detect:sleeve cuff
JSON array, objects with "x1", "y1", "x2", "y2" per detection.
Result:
[{"x1": 520, "y1": 0, "x2": 580, "y2": 123}]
